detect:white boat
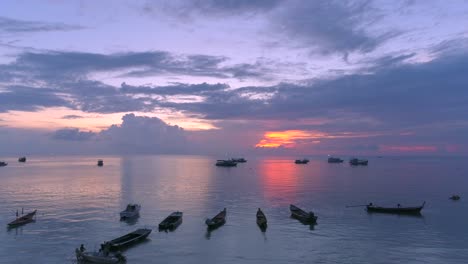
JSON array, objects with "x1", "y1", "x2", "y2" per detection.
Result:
[
  {"x1": 119, "y1": 204, "x2": 140, "y2": 219},
  {"x1": 75, "y1": 247, "x2": 126, "y2": 263}
]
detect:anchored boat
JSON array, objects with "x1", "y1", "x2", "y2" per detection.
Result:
[
  {"x1": 256, "y1": 208, "x2": 267, "y2": 231},
  {"x1": 159, "y1": 211, "x2": 183, "y2": 230},
  {"x1": 105, "y1": 228, "x2": 152, "y2": 251},
  {"x1": 366, "y1": 202, "x2": 425, "y2": 214},
  {"x1": 75, "y1": 245, "x2": 126, "y2": 264},
  {"x1": 327, "y1": 156, "x2": 343, "y2": 163},
  {"x1": 215, "y1": 160, "x2": 237, "y2": 167},
  {"x1": 290, "y1": 204, "x2": 317, "y2": 224},
  {"x1": 8, "y1": 210, "x2": 37, "y2": 227},
  {"x1": 349, "y1": 158, "x2": 368, "y2": 166},
  {"x1": 206, "y1": 208, "x2": 227, "y2": 229},
  {"x1": 295, "y1": 159, "x2": 309, "y2": 164},
  {"x1": 231, "y1": 158, "x2": 247, "y2": 163},
  {"x1": 119, "y1": 204, "x2": 140, "y2": 219}
]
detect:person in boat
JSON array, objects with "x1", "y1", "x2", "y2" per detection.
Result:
[
  {"x1": 397, "y1": 203, "x2": 401, "y2": 208},
  {"x1": 368, "y1": 202, "x2": 373, "y2": 206}
]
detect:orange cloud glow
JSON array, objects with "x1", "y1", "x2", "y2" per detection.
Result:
[{"x1": 255, "y1": 129, "x2": 383, "y2": 148}]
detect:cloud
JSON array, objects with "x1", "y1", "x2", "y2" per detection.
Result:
[
  {"x1": 61, "y1": 115, "x2": 84, "y2": 119},
  {"x1": 52, "y1": 128, "x2": 95, "y2": 141},
  {"x1": 95, "y1": 113, "x2": 187, "y2": 154},
  {"x1": 270, "y1": 1, "x2": 395, "y2": 55},
  {"x1": 153, "y1": 0, "x2": 395, "y2": 55},
  {"x1": 5, "y1": 50, "x2": 268, "y2": 81},
  {"x1": 0, "y1": 16, "x2": 83, "y2": 33},
  {"x1": 0, "y1": 85, "x2": 73, "y2": 113}
]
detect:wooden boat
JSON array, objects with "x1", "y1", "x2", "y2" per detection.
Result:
[
  {"x1": 75, "y1": 246, "x2": 126, "y2": 263},
  {"x1": 366, "y1": 202, "x2": 425, "y2": 214},
  {"x1": 105, "y1": 228, "x2": 152, "y2": 250},
  {"x1": 0, "y1": 161, "x2": 7, "y2": 167},
  {"x1": 231, "y1": 158, "x2": 247, "y2": 163},
  {"x1": 349, "y1": 158, "x2": 368, "y2": 166},
  {"x1": 18, "y1": 157, "x2": 26, "y2": 162},
  {"x1": 8, "y1": 210, "x2": 37, "y2": 227},
  {"x1": 97, "y1": 159, "x2": 104, "y2": 166},
  {"x1": 119, "y1": 204, "x2": 140, "y2": 219},
  {"x1": 256, "y1": 208, "x2": 267, "y2": 230},
  {"x1": 295, "y1": 159, "x2": 309, "y2": 164},
  {"x1": 327, "y1": 157, "x2": 343, "y2": 163},
  {"x1": 450, "y1": 195, "x2": 461, "y2": 200},
  {"x1": 206, "y1": 208, "x2": 226, "y2": 229},
  {"x1": 159, "y1": 211, "x2": 183, "y2": 230},
  {"x1": 215, "y1": 160, "x2": 237, "y2": 167},
  {"x1": 290, "y1": 204, "x2": 317, "y2": 224}
]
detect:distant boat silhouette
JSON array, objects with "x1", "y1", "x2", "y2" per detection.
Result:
[
  {"x1": 349, "y1": 158, "x2": 368, "y2": 166},
  {"x1": 231, "y1": 158, "x2": 247, "y2": 163},
  {"x1": 97, "y1": 159, "x2": 104, "y2": 166},
  {"x1": 295, "y1": 159, "x2": 309, "y2": 164},
  {"x1": 215, "y1": 160, "x2": 237, "y2": 167},
  {"x1": 327, "y1": 156, "x2": 343, "y2": 163},
  {"x1": 18, "y1": 157, "x2": 26, "y2": 162},
  {"x1": 366, "y1": 202, "x2": 425, "y2": 214}
]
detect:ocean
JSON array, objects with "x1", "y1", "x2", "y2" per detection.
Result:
[{"x1": 0, "y1": 155, "x2": 467, "y2": 263}]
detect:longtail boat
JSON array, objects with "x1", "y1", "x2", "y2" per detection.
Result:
[
  {"x1": 349, "y1": 158, "x2": 368, "y2": 166},
  {"x1": 366, "y1": 202, "x2": 425, "y2": 214},
  {"x1": 256, "y1": 208, "x2": 267, "y2": 231},
  {"x1": 105, "y1": 228, "x2": 152, "y2": 251},
  {"x1": 75, "y1": 245, "x2": 126, "y2": 263},
  {"x1": 290, "y1": 204, "x2": 317, "y2": 224},
  {"x1": 8, "y1": 210, "x2": 37, "y2": 227},
  {"x1": 159, "y1": 211, "x2": 183, "y2": 230},
  {"x1": 206, "y1": 208, "x2": 226, "y2": 229}
]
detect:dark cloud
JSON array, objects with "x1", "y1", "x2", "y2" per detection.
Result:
[
  {"x1": 52, "y1": 128, "x2": 95, "y2": 141},
  {"x1": 3, "y1": 50, "x2": 268, "y2": 81},
  {"x1": 121, "y1": 82, "x2": 228, "y2": 96},
  {"x1": 151, "y1": 52, "x2": 468, "y2": 134},
  {"x1": 61, "y1": 115, "x2": 84, "y2": 119},
  {"x1": 0, "y1": 85, "x2": 73, "y2": 113},
  {"x1": 0, "y1": 16, "x2": 83, "y2": 33}
]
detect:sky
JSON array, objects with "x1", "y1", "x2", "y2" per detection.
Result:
[{"x1": 1, "y1": 0, "x2": 468, "y2": 156}]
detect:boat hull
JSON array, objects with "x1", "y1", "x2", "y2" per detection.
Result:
[
  {"x1": 76, "y1": 249, "x2": 123, "y2": 264},
  {"x1": 119, "y1": 205, "x2": 140, "y2": 219},
  {"x1": 7, "y1": 210, "x2": 37, "y2": 227},
  {"x1": 107, "y1": 228, "x2": 151, "y2": 251},
  {"x1": 159, "y1": 212, "x2": 183, "y2": 230},
  {"x1": 290, "y1": 205, "x2": 317, "y2": 224},
  {"x1": 366, "y1": 206, "x2": 423, "y2": 214},
  {"x1": 256, "y1": 210, "x2": 268, "y2": 230},
  {"x1": 206, "y1": 209, "x2": 227, "y2": 229}
]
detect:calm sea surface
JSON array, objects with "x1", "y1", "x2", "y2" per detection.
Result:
[{"x1": 0, "y1": 155, "x2": 467, "y2": 264}]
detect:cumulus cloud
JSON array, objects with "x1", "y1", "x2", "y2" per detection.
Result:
[
  {"x1": 52, "y1": 128, "x2": 95, "y2": 141},
  {"x1": 98, "y1": 113, "x2": 187, "y2": 154}
]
